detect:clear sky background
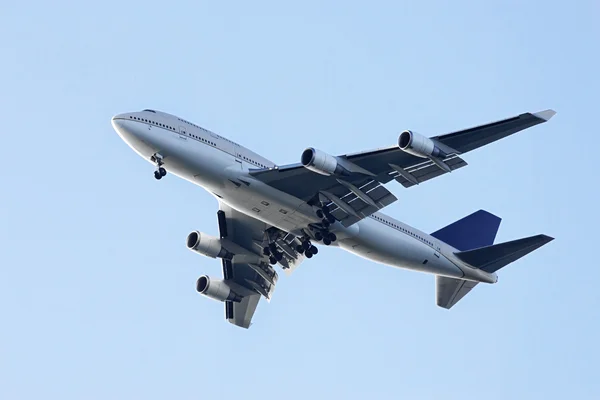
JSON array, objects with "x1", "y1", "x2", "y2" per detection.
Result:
[{"x1": 1, "y1": 1, "x2": 599, "y2": 399}]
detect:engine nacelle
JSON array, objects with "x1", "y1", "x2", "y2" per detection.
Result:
[
  {"x1": 398, "y1": 130, "x2": 447, "y2": 159},
  {"x1": 301, "y1": 148, "x2": 350, "y2": 176},
  {"x1": 196, "y1": 275, "x2": 242, "y2": 302},
  {"x1": 186, "y1": 231, "x2": 230, "y2": 259}
]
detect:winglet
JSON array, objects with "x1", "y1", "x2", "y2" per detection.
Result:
[{"x1": 533, "y1": 109, "x2": 556, "y2": 121}]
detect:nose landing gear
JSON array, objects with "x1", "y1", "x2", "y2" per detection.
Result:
[{"x1": 151, "y1": 154, "x2": 167, "y2": 180}]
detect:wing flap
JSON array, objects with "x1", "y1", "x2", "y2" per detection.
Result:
[{"x1": 392, "y1": 155, "x2": 468, "y2": 188}]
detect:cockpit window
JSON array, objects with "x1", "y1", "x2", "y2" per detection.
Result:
[{"x1": 143, "y1": 109, "x2": 156, "y2": 113}]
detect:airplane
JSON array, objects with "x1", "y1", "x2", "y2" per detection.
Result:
[{"x1": 112, "y1": 108, "x2": 556, "y2": 328}]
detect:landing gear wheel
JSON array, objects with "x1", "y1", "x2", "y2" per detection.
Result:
[
  {"x1": 323, "y1": 238, "x2": 331, "y2": 246},
  {"x1": 326, "y1": 214, "x2": 336, "y2": 224},
  {"x1": 274, "y1": 252, "x2": 283, "y2": 261},
  {"x1": 316, "y1": 209, "x2": 324, "y2": 219},
  {"x1": 314, "y1": 231, "x2": 323, "y2": 241},
  {"x1": 302, "y1": 241, "x2": 311, "y2": 250},
  {"x1": 154, "y1": 171, "x2": 162, "y2": 180},
  {"x1": 159, "y1": 167, "x2": 167, "y2": 177},
  {"x1": 296, "y1": 245, "x2": 305, "y2": 254},
  {"x1": 321, "y1": 219, "x2": 330, "y2": 228},
  {"x1": 310, "y1": 245, "x2": 318, "y2": 255},
  {"x1": 263, "y1": 247, "x2": 271, "y2": 256},
  {"x1": 328, "y1": 233, "x2": 337, "y2": 242},
  {"x1": 305, "y1": 251, "x2": 313, "y2": 259},
  {"x1": 269, "y1": 256, "x2": 277, "y2": 265}
]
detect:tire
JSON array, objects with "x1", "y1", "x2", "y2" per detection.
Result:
[
  {"x1": 154, "y1": 171, "x2": 162, "y2": 180},
  {"x1": 323, "y1": 238, "x2": 331, "y2": 246},
  {"x1": 303, "y1": 241, "x2": 311, "y2": 250},
  {"x1": 305, "y1": 252, "x2": 313, "y2": 259},
  {"x1": 269, "y1": 257, "x2": 277, "y2": 265},
  {"x1": 159, "y1": 167, "x2": 167, "y2": 176},
  {"x1": 326, "y1": 214, "x2": 336, "y2": 223},
  {"x1": 263, "y1": 247, "x2": 271, "y2": 256},
  {"x1": 296, "y1": 245, "x2": 304, "y2": 253},
  {"x1": 316, "y1": 209, "x2": 324, "y2": 219},
  {"x1": 310, "y1": 245, "x2": 318, "y2": 255},
  {"x1": 314, "y1": 231, "x2": 323, "y2": 241},
  {"x1": 329, "y1": 233, "x2": 337, "y2": 242},
  {"x1": 274, "y1": 252, "x2": 283, "y2": 261}
]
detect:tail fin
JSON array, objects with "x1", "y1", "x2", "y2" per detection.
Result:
[
  {"x1": 454, "y1": 234, "x2": 554, "y2": 273},
  {"x1": 431, "y1": 209, "x2": 501, "y2": 251}
]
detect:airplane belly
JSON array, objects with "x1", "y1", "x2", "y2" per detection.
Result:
[
  {"x1": 339, "y1": 218, "x2": 464, "y2": 278},
  {"x1": 219, "y1": 178, "x2": 317, "y2": 234}
]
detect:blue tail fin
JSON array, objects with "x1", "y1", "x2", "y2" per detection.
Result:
[{"x1": 431, "y1": 210, "x2": 501, "y2": 251}]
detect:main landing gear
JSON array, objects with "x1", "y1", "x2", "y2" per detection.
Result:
[
  {"x1": 263, "y1": 243, "x2": 284, "y2": 265},
  {"x1": 295, "y1": 239, "x2": 319, "y2": 259},
  {"x1": 151, "y1": 154, "x2": 167, "y2": 180},
  {"x1": 312, "y1": 204, "x2": 338, "y2": 246}
]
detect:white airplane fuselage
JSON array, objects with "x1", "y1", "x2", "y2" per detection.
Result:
[{"x1": 112, "y1": 110, "x2": 497, "y2": 284}]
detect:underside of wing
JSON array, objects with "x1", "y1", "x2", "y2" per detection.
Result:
[
  {"x1": 250, "y1": 109, "x2": 554, "y2": 226},
  {"x1": 215, "y1": 202, "x2": 308, "y2": 328}
]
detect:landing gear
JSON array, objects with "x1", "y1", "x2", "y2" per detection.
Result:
[
  {"x1": 151, "y1": 154, "x2": 167, "y2": 180},
  {"x1": 315, "y1": 207, "x2": 335, "y2": 226},
  {"x1": 304, "y1": 244, "x2": 319, "y2": 258},
  {"x1": 264, "y1": 243, "x2": 284, "y2": 264}
]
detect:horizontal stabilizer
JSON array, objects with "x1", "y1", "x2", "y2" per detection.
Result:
[
  {"x1": 454, "y1": 234, "x2": 554, "y2": 273},
  {"x1": 431, "y1": 210, "x2": 502, "y2": 251},
  {"x1": 436, "y1": 276, "x2": 478, "y2": 309}
]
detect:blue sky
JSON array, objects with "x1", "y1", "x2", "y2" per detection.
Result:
[{"x1": 1, "y1": 1, "x2": 599, "y2": 399}]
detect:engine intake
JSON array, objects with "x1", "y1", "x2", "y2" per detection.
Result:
[
  {"x1": 301, "y1": 148, "x2": 350, "y2": 176},
  {"x1": 196, "y1": 275, "x2": 242, "y2": 302},
  {"x1": 186, "y1": 231, "x2": 230, "y2": 259},
  {"x1": 398, "y1": 130, "x2": 447, "y2": 159}
]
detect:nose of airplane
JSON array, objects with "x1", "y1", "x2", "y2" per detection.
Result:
[{"x1": 111, "y1": 113, "x2": 132, "y2": 140}]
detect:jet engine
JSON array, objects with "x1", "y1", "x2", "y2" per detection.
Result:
[
  {"x1": 186, "y1": 231, "x2": 231, "y2": 259},
  {"x1": 196, "y1": 275, "x2": 242, "y2": 302},
  {"x1": 301, "y1": 148, "x2": 350, "y2": 176},
  {"x1": 398, "y1": 130, "x2": 447, "y2": 159}
]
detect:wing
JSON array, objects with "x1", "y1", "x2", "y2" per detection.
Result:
[
  {"x1": 251, "y1": 110, "x2": 554, "y2": 226},
  {"x1": 216, "y1": 202, "x2": 305, "y2": 328}
]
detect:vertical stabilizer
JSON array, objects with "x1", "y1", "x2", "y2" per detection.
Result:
[{"x1": 431, "y1": 210, "x2": 501, "y2": 251}]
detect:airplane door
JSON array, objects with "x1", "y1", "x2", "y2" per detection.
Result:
[
  {"x1": 434, "y1": 245, "x2": 441, "y2": 259},
  {"x1": 178, "y1": 126, "x2": 188, "y2": 140},
  {"x1": 233, "y1": 144, "x2": 244, "y2": 169}
]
